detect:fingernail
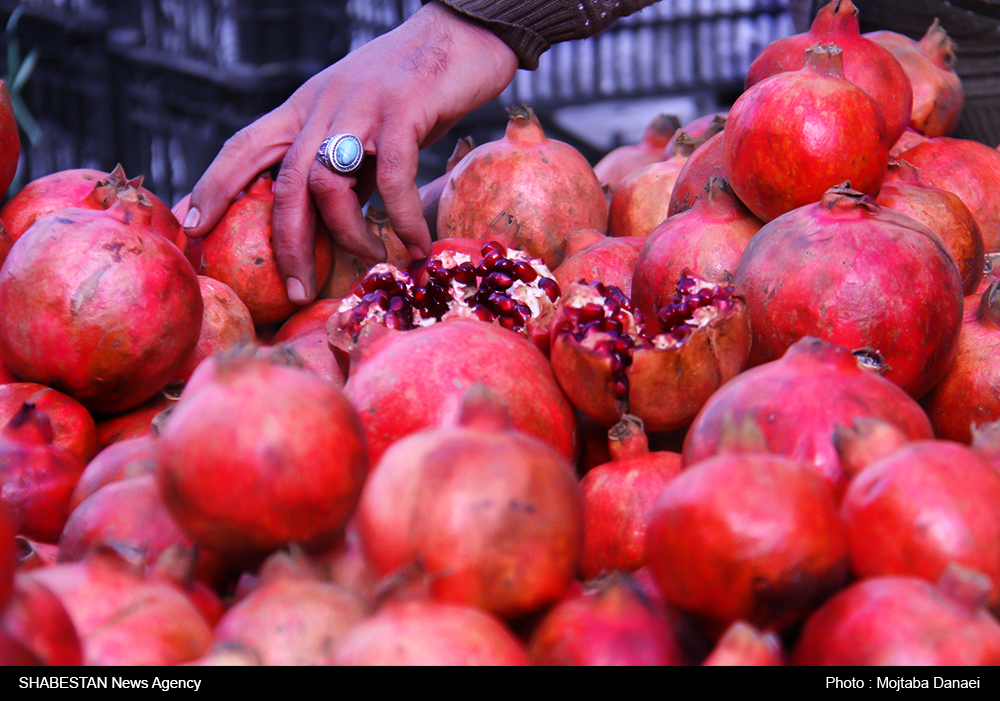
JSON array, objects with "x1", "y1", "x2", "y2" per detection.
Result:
[
  {"x1": 286, "y1": 277, "x2": 308, "y2": 303},
  {"x1": 182, "y1": 207, "x2": 201, "y2": 230},
  {"x1": 407, "y1": 244, "x2": 430, "y2": 260}
]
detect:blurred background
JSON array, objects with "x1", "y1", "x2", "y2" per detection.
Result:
[{"x1": 0, "y1": 0, "x2": 996, "y2": 207}]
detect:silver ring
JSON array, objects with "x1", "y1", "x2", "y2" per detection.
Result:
[{"x1": 317, "y1": 133, "x2": 365, "y2": 174}]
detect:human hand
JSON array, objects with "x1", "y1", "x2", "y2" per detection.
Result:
[{"x1": 183, "y1": 2, "x2": 518, "y2": 303}]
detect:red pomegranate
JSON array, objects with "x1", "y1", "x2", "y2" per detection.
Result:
[
  {"x1": 0, "y1": 219, "x2": 12, "y2": 271},
  {"x1": 841, "y1": 441, "x2": 1000, "y2": 607},
  {"x1": 0, "y1": 81, "x2": 18, "y2": 200},
  {"x1": 664, "y1": 113, "x2": 727, "y2": 157},
  {"x1": 528, "y1": 575, "x2": 688, "y2": 665},
  {"x1": 632, "y1": 176, "x2": 763, "y2": 330},
  {"x1": 94, "y1": 393, "x2": 174, "y2": 451},
  {"x1": 356, "y1": 387, "x2": 583, "y2": 619},
  {"x1": 646, "y1": 452, "x2": 848, "y2": 635},
  {"x1": 0, "y1": 383, "x2": 96, "y2": 463},
  {"x1": 899, "y1": 137, "x2": 1000, "y2": 253},
  {"x1": 579, "y1": 415, "x2": 682, "y2": 579},
  {"x1": 0, "y1": 189, "x2": 203, "y2": 414},
  {"x1": 923, "y1": 284, "x2": 1000, "y2": 443},
  {"x1": 865, "y1": 20, "x2": 963, "y2": 137},
  {"x1": 683, "y1": 337, "x2": 935, "y2": 493},
  {"x1": 554, "y1": 236, "x2": 644, "y2": 297},
  {"x1": 890, "y1": 127, "x2": 931, "y2": 158},
  {"x1": 877, "y1": 160, "x2": 984, "y2": 294},
  {"x1": 1, "y1": 575, "x2": 83, "y2": 666},
  {"x1": 702, "y1": 622, "x2": 784, "y2": 666},
  {"x1": 0, "y1": 164, "x2": 178, "y2": 243},
  {"x1": 833, "y1": 417, "x2": 911, "y2": 480},
  {"x1": 733, "y1": 186, "x2": 963, "y2": 398},
  {"x1": 667, "y1": 130, "x2": 727, "y2": 216},
  {"x1": 745, "y1": 0, "x2": 912, "y2": 145},
  {"x1": 69, "y1": 435, "x2": 157, "y2": 512},
  {"x1": 792, "y1": 569, "x2": 1000, "y2": 664},
  {"x1": 594, "y1": 113, "x2": 681, "y2": 192},
  {"x1": 0, "y1": 404, "x2": 86, "y2": 542},
  {"x1": 274, "y1": 299, "x2": 340, "y2": 343},
  {"x1": 332, "y1": 601, "x2": 530, "y2": 665},
  {"x1": 171, "y1": 277, "x2": 255, "y2": 385},
  {"x1": 437, "y1": 105, "x2": 607, "y2": 269},
  {"x1": 183, "y1": 172, "x2": 334, "y2": 325},
  {"x1": 727, "y1": 44, "x2": 889, "y2": 222},
  {"x1": 549, "y1": 276, "x2": 750, "y2": 432},
  {"x1": 0, "y1": 503, "x2": 14, "y2": 611},
  {"x1": 344, "y1": 319, "x2": 577, "y2": 466}
]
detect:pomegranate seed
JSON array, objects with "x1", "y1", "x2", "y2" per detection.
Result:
[
  {"x1": 388, "y1": 296, "x2": 407, "y2": 314},
  {"x1": 577, "y1": 303, "x2": 605, "y2": 325},
  {"x1": 511, "y1": 261, "x2": 537, "y2": 283},
  {"x1": 612, "y1": 379, "x2": 629, "y2": 400},
  {"x1": 481, "y1": 241, "x2": 507, "y2": 258},
  {"x1": 486, "y1": 272, "x2": 514, "y2": 290},
  {"x1": 493, "y1": 258, "x2": 515, "y2": 276},
  {"x1": 538, "y1": 277, "x2": 561, "y2": 302},
  {"x1": 412, "y1": 285, "x2": 429, "y2": 308},
  {"x1": 499, "y1": 316, "x2": 518, "y2": 330},
  {"x1": 453, "y1": 262, "x2": 477, "y2": 285},
  {"x1": 474, "y1": 306, "x2": 496, "y2": 322},
  {"x1": 513, "y1": 303, "x2": 531, "y2": 320},
  {"x1": 488, "y1": 293, "x2": 515, "y2": 314}
]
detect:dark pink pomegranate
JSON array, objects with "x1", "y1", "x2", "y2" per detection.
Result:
[
  {"x1": 646, "y1": 452, "x2": 848, "y2": 635},
  {"x1": 733, "y1": 186, "x2": 963, "y2": 398},
  {"x1": 171, "y1": 276, "x2": 255, "y2": 385},
  {"x1": 702, "y1": 622, "x2": 784, "y2": 666},
  {"x1": 792, "y1": 569, "x2": 1000, "y2": 664},
  {"x1": 745, "y1": 0, "x2": 912, "y2": 145},
  {"x1": 683, "y1": 337, "x2": 935, "y2": 493},
  {"x1": 0, "y1": 383, "x2": 97, "y2": 463},
  {"x1": 0, "y1": 189, "x2": 203, "y2": 414},
  {"x1": 550, "y1": 275, "x2": 750, "y2": 431},
  {"x1": 1, "y1": 575, "x2": 83, "y2": 665},
  {"x1": 595, "y1": 113, "x2": 681, "y2": 192},
  {"x1": 727, "y1": 43, "x2": 889, "y2": 222},
  {"x1": 667, "y1": 130, "x2": 727, "y2": 216},
  {"x1": 554, "y1": 236, "x2": 644, "y2": 297},
  {"x1": 841, "y1": 440, "x2": 1000, "y2": 607},
  {"x1": 832, "y1": 417, "x2": 911, "y2": 480}
]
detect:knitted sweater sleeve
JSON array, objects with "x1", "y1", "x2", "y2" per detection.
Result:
[{"x1": 428, "y1": 0, "x2": 662, "y2": 69}]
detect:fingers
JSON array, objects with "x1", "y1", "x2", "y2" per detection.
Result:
[
  {"x1": 185, "y1": 112, "x2": 295, "y2": 238},
  {"x1": 375, "y1": 133, "x2": 432, "y2": 259}
]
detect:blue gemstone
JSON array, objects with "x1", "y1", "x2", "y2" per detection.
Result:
[{"x1": 335, "y1": 137, "x2": 361, "y2": 168}]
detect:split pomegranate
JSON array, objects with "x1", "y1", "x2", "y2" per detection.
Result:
[
  {"x1": 924, "y1": 284, "x2": 1000, "y2": 443},
  {"x1": 156, "y1": 355, "x2": 368, "y2": 563},
  {"x1": 865, "y1": 19, "x2": 964, "y2": 137},
  {"x1": 182, "y1": 172, "x2": 333, "y2": 325},
  {"x1": 683, "y1": 337, "x2": 935, "y2": 493},
  {"x1": 579, "y1": 415, "x2": 682, "y2": 579},
  {"x1": 0, "y1": 404, "x2": 86, "y2": 543},
  {"x1": 733, "y1": 185, "x2": 963, "y2": 398},
  {"x1": 841, "y1": 440, "x2": 1000, "y2": 607},
  {"x1": 727, "y1": 43, "x2": 889, "y2": 222},
  {"x1": 0, "y1": 383, "x2": 97, "y2": 463},
  {"x1": 594, "y1": 113, "x2": 681, "y2": 192},
  {"x1": 437, "y1": 105, "x2": 607, "y2": 269},
  {"x1": 646, "y1": 452, "x2": 848, "y2": 635},
  {"x1": 356, "y1": 387, "x2": 583, "y2": 619},
  {"x1": 745, "y1": 0, "x2": 912, "y2": 145},
  {"x1": 792, "y1": 569, "x2": 1000, "y2": 665},
  {"x1": 0, "y1": 80, "x2": 18, "y2": 200},
  {"x1": 549, "y1": 275, "x2": 750, "y2": 431},
  {"x1": 0, "y1": 188, "x2": 203, "y2": 414},
  {"x1": 528, "y1": 575, "x2": 688, "y2": 666}
]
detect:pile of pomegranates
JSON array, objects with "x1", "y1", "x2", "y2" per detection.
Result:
[{"x1": 3, "y1": 0, "x2": 1000, "y2": 666}]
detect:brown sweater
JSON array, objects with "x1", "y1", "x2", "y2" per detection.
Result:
[{"x1": 429, "y1": 0, "x2": 660, "y2": 69}]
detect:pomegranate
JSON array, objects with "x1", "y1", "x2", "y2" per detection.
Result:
[
  {"x1": 899, "y1": 137, "x2": 1000, "y2": 252},
  {"x1": 727, "y1": 44, "x2": 889, "y2": 222},
  {"x1": 332, "y1": 601, "x2": 530, "y2": 665},
  {"x1": 877, "y1": 160, "x2": 984, "y2": 294},
  {"x1": 632, "y1": 176, "x2": 763, "y2": 328},
  {"x1": 554, "y1": 236, "x2": 644, "y2": 297},
  {"x1": 841, "y1": 441, "x2": 1000, "y2": 607},
  {"x1": 419, "y1": 136, "x2": 476, "y2": 240},
  {"x1": 579, "y1": 415, "x2": 682, "y2": 579},
  {"x1": 890, "y1": 127, "x2": 930, "y2": 158},
  {"x1": 702, "y1": 622, "x2": 784, "y2": 666},
  {"x1": 94, "y1": 393, "x2": 174, "y2": 450},
  {"x1": 733, "y1": 186, "x2": 963, "y2": 398},
  {"x1": 318, "y1": 207, "x2": 412, "y2": 301},
  {"x1": 607, "y1": 133, "x2": 700, "y2": 238},
  {"x1": 156, "y1": 355, "x2": 368, "y2": 563},
  {"x1": 865, "y1": 19, "x2": 964, "y2": 137},
  {"x1": 212, "y1": 551, "x2": 371, "y2": 666},
  {"x1": 549, "y1": 276, "x2": 750, "y2": 431},
  {"x1": 1, "y1": 575, "x2": 83, "y2": 665},
  {"x1": 667, "y1": 130, "x2": 727, "y2": 216},
  {"x1": 438, "y1": 105, "x2": 607, "y2": 269},
  {"x1": 0, "y1": 404, "x2": 86, "y2": 542},
  {"x1": 833, "y1": 417, "x2": 911, "y2": 480},
  {"x1": 0, "y1": 383, "x2": 97, "y2": 463},
  {"x1": 923, "y1": 284, "x2": 1000, "y2": 443},
  {"x1": 0, "y1": 219, "x2": 11, "y2": 271},
  {"x1": 25, "y1": 548, "x2": 213, "y2": 665},
  {"x1": 683, "y1": 337, "x2": 935, "y2": 493},
  {"x1": 594, "y1": 113, "x2": 681, "y2": 192},
  {"x1": 792, "y1": 568, "x2": 1000, "y2": 664},
  {"x1": 646, "y1": 452, "x2": 848, "y2": 635},
  {"x1": 0, "y1": 630, "x2": 40, "y2": 665},
  {"x1": 69, "y1": 435, "x2": 157, "y2": 512},
  {"x1": 344, "y1": 319, "x2": 577, "y2": 465},
  {"x1": 182, "y1": 172, "x2": 334, "y2": 325},
  {"x1": 0, "y1": 164, "x2": 178, "y2": 243},
  {"x1": 528, "y1": 575, "x2": 688, "y2": 665},
  {"x1": 663, "y1": 113, "x2": 726, "y2": 157},
  {"x1": 274, "y1": 299, "x2": 341, "y2": 343},
  {"x1": 745, "y1": 0, "x2": 912, "y2": 145},
  {"x1": 0, "y1": 502, "x2": 14, "y2": 610},
  {"x1": 356, "y1": 386, "x2": 583, "y2": 619},
  {"x1": 0, "y1": 189, "x2": 203, "y2": 414},
  {"x1": 171, "y1": 277, "x2": 255, "y2": 385},
  {"x1": 0, "y1": 81, "x2": 19, "y2": 200}
]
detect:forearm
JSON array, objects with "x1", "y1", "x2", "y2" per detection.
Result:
[{"x1": 428, "y1": 0, "x2": 661, "y2": 69}]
